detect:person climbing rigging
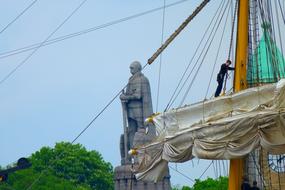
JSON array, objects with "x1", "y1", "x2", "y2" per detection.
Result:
[
  {"x1": 214, "y1": 59, "x2": 235, "y2": 97},
  {"x1": 241, "y1": 176, "x2": 251, "y2": 190},
  {"x1": 250, "y1": 181, "x2": 260, "y2": 190}
]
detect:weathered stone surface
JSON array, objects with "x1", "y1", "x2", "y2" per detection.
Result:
[
  {"x1": 119, "y1": 61, "x2": 154, "y2": 165},
  {"x1": 115, "y1": 61, "x2": 171, "y2": 189},
  {"x1": 114, "y1": 164, "x2": 171, "y2": 190}
]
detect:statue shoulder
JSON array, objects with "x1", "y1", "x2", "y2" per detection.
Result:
[{"x1": 140, "y1": 73, "x2": 150, "y2": 83}]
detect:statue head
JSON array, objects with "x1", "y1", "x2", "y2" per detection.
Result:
[{"x1": 130, "y1": 61, "x2": 142, "y2": 75}]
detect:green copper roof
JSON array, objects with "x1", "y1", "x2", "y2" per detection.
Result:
[{"x1": 247, "y1": 29, "x2": 285, "y2": 86}]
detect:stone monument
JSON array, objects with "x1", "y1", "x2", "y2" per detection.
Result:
[{"x1": 114, "y1": 61, "x2": 171, "y2": 190}]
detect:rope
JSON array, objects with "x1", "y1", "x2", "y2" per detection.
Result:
[
  {"x1": 274, "y1": 0, "x2": 285, "y2": 68},
  {"x1": 250, "y1": 152, "x2": 267, "y2": 188},
  {"x1": 0, "y1": 0, "x2": 88, "y2": 87},
  {"x1": 155, "y1": 0, "x2": 167, "y2": 113},
  {"x1": 24, "y1": 62, "x2": 150, "y2": 189},
  {"x1": 222, "y1": 0, "x2": 238, "y2": 95},
  {"x1": 0, "y1": 0, "x2": 190, "y2": 60},
  {"x1": 277, "y1": 0, "x2": 285, "y2": 24},
  {"x1": 0, "y1": 0, "x2": 39, "y2": 35},
  {"x1": 164, "y1": 0, "x2": 226, "y2": 111},
  {"x1": 169, "y1": 165, "x2": 195, "y2": 183},
  {"x1": 179, "y1": 0, "x2": 230, "y2": 106},
  {"x1": 227, "y1": 0, "x2": 238, "y2": 60},
  {"x1": 198, "y1": 161, "x2": 213, "y2": 179},
  {"x1": 204, "y1": 0, "x2": 231, "y2": 99},
  {"x1": 148, "y1": 0, "x2": 211, "y2": 65}
]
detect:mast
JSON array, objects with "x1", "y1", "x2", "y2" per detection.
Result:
[{"x1": 228, "y1": 0, "x2": 248, "y2": 189}]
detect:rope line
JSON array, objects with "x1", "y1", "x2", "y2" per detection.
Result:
[
  {"x1": 155, "y1": 0, "x2": 167, "y2": 113},
  {"x1": 148, "y1": 0, "x2": 211, "y2": 65},
  {"x1": 0, "y1": 0, "x2": 39, "y2": 35},
  {"x1": 164, "y1": 0, "x2": 226, "y2": 110},
  {"x1": 204, "y1": 0, "x2": 232, "y2": 99},
  {"x1": 24, "y1": 61, "x2": 149, "y2": 189},
  {"x1": 0, "y1": 0, "x2": 189, "y2": 60},
  {"x1": 169, "y1": 165, "x2": 195, "y2": 183},
  {"x1": 198, "y1": 161, "x2": 213, "y2": 179},
  {"x1": 227, "y1": 0, "x2": 238, "y2": 60},
  {"x1": 179, "y1": 0, "x2": 230, "y2": 106},
  {"x1": 280, "y1": 0, "x2": 285, "y2": 24},
  {"x1": 0, "y1": 0, "x2": 88, "y2": 87}
]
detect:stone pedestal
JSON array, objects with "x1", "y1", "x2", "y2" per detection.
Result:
[{"x1": 114, "y1": 164, "x2": 171, "y2": 190}]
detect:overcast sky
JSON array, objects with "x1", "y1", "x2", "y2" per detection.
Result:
[{"x1": 0, "y1": 0, "x2": 246, "y2": 186}]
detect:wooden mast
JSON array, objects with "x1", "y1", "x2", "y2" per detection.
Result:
[{"x1": 228, "y1": 0, "x2": 248, "y2": 189}]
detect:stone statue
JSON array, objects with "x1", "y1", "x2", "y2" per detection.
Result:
[
  {"x1": 114, "y1": 61, "x2": 171, "y2": 190},
  {"x1": 119, "y1": 61, "x2": 153, "y2": 165}
]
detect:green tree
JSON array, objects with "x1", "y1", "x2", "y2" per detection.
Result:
[
  {"x1": 181, "y1": 186, "x2": 191, "y2": 190},
  {"x1": 191, "y1": 176, "x2": 228, "y2": 190},
  {"x1": 172, "y1": 176, "x2": 228, "y2": 190},
  {"x1": 0, "y1": 142, "x2": 114, "y2": 190}
]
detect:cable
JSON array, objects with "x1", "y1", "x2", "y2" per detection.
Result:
[
  {"x1": 169, "y1": 165, "x2": 195, "y2": 183},
  {"x1": 198, "y1": 161, "x2": 213, "y2": 179},
  {"x1": 204, "y1": 0, "x2": 233, "y2": 99},
  {"x1": 179, "y1": 0, "x2": 230, "y2": 106},
  {"x1": 177, "y1": 0, "x2": 229, "y2": 107},
  {"x1": 164, "y1": 0, "x2": 226, "y2": 110},
  {"x1": 277, "y1": 0, "x2": 285, "y2": 24},
  {"x1": 227, "y1": 0, "x2": 238, "y2": 60},
  {"x1": 0, "y1": 0, "x2": 189, "y2": 60},
  {"x1": 25, "y1": 85, "x2": 124, "y2": 190},
  {"x1": 25, "y1": 62, "x2": 149, "y2": 189},
  {"x1": 0, "y1": 0, "x2": 38, "y2": 35},
  {"x1": 0, "y1": 0, "x2": 88, "y2": 87},
  {"x1": 71, "y1": 87, "x2": 122, "y2": 144},
  {"x1": 155, "y1": 0, "x2": 167, "y2": 113}
]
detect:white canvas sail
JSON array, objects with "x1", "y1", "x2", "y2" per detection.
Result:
[{"x1": 135, "y1": 79, "x2": 285, "y2": 182}]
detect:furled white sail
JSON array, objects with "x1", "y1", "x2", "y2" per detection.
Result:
[{"x1": 135, "y1": 79, "x2": 285, "y2": 182}]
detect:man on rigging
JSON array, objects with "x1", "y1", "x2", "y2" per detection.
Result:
[{"x1": 214, "y1": 60, "x2": 235, "y2": 97}]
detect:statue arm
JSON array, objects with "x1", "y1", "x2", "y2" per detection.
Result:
[
  {"x1": 125, "y1": 89, "x2": 142, "y2": 100},
  {"x1": 121, "y1": 82, "x2": 142, "y2": 101}
]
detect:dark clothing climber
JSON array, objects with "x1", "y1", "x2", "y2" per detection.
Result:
[
  {"x1": 250, "y1": 181, "x2": 260, "y2": 190},
  {"x1": 241, "y1": 183, "x2": 251, "y2": 190},
  {"x1": 241, "y1": 176, "x2": 251, "y2": 190},
  {"x1": 214, "y1": 60, "x2": 235, "y2": 97}
]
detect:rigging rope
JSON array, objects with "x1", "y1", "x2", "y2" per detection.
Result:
[
  {"x1": 179, "y1": 0, "x2": 230, "y2": 106},
  {"x1": 222, "y1": 0, "x2": 238, "y2": 95},
  {"x1": 20, "y1": 1, "x2": 95, "y2": 189},
  {"x1": 0, "y1": 0, "x2": 39, "y2": 35},
  {"x1": 165, "y1": 0, "x2": 226, "y2": 110},
  {"x1": 25, "y1": 62, "x2": 149, "y2": 190},
  {"x1": 277, "y1": 0, "x2": 285, "y2": 24},
  {"x1": 198, "y1": 161, "x2": 213, "y2": 179},
  {"x1": 148, "y1": 0, "x2": 211, "y2": 65},
  {"x1": 0, "y1": 0, "x2": 189, "y2": 60},
  {"x1": 155, "y1": 0, "x2": 167, "y2": 113},
  {"x1": 227, "y1": 0, "x2": 238, "y2": 60},
  {"x1": 204, "y1": 0, "x2": 232, "y2": 99},
  {"x1": 273, "y1": 0, "x2": 285, "y2": 68},
  {"x1": 169, "y1": 165, "x2": 195, "y2": 183},
  {"x1": 0, "y1": 0, "x2": 88, "y2": 87}
]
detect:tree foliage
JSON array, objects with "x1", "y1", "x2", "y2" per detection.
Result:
[
  {"x1": 190, "y1": 176, "x2": 228, "y2": 190},
  {"x1": 0, "y1": 142, "x2": 114, "y2": 190},
  {"x1": 172, "y1": 176, "x2": 228, "y2": 190}
]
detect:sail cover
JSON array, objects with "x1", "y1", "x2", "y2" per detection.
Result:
[{"x1": 135, "y1": 79, "x2": 285, "y2": 182}]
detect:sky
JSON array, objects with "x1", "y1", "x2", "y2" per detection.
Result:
[{"x1": 0, "y1": 0, "x2": 275, "y2": 187}]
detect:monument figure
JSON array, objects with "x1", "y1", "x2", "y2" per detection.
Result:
[
  {"x1": 119, "y1": 61, "x2": 153, "y2": 165},
  {"x1": 115, "y1": 61, "x2": 171, "y2": 190}
]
